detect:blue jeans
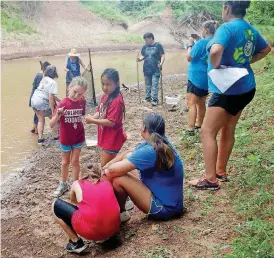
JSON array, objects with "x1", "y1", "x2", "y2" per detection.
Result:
[{"x1": 144, "y1": 72, "x2": 160, "y2": 103}]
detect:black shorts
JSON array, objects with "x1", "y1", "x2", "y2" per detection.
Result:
[
  {"x1": 187, "y1": 80, "x2": 208, "y2": 97},
  {"x1": 208, "y1": 88, "x2": 256, "y2": 116},
  {"x1": 53, "y1": 199, "x2": 78, "y2": 227}
]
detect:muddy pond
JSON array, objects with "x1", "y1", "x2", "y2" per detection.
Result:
[{"x1": 1, "y1": 50, "x2": 188, "y2": 175}]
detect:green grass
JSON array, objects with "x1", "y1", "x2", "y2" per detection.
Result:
[
  {"x1": 255, "y1": 25, "x2": 274, "y2": 46},
  {"x1": 79, "y1": 1, "x2": 128, "y2": 26},
  {"x1": 1, "y1": 4, "x2": 36, "y2": 34},
  {"x1": 105, "y1": 34, "x2": 143, "y2": 44},
  {"x1": 180, "y1": 60, "x2": 274, "y2": 257}
]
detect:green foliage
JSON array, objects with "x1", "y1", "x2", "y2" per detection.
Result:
[
  {"x1": 79, "y1": 1, "x2": 128, "y2": 26},
  {"x1": 118, "y1": 0, "x2": 154, "y2": 14},
  {"x1": 1, "y1": 2, "x2": 36, "y2": 34},
  {"x1": 246, "y1": 0, "x2": 274, "y2": 26},
  {"x1": 105, "y1": 34, "x2": 143, "y2": 44},
  {"x1": 169, "y1": 1, "x2": 222, "y2": 21}
]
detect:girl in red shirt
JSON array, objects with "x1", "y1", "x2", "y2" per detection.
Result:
[
  {"x1": 86, "y1": 68, "x2": 126, "y2": 166},
  {"x1": 52, "y1": 171, "x2": 120, "y2": 254},
  {"x1": 50, "y1": 77, "x2": 88, "y2": 198}
]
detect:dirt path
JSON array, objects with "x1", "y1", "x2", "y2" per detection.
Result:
[{"x1": 1, "y1": 75, "x2": 236, "y2": 257}]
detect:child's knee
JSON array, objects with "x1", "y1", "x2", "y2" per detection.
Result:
[{"x1": 71, "y1": 159, "x2": 80, "y2": 167}]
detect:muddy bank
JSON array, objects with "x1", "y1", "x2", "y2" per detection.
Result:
[
  {"x1": 1, "y1": 74, "x2": 236, "y2": 258},
  {"x1": 1, "y1": 43, "x2": 181, "y2": 61}
]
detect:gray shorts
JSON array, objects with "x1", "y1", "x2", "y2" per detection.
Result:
[{"x1": 33, "y1": 108, "x2": 52, "y2": 117}]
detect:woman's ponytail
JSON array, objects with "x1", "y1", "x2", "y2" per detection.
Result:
[{"x1": 150, "y1": 132, "x2": 175, "y2": 170}]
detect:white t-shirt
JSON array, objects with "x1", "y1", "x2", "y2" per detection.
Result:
[{"x1": 31, "y1": 77, "x2": 58, "y2": 111}]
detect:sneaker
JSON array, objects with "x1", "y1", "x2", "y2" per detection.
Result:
[
  {"x1": 216, "y1": 173, "x2": 229, "y2": 182},
  {"x1": 120, "y1": 211, "x2": 131, "y2": 223},
  {"x1": 142, "y1": 98, "x2": 151, "y2": 103},
  {"x1": 66, "y1": 238, "x2": 87, "y2": 254},
  {"x1": 185, "y1": 129, "x2": 195, "y2": 136},
  {"x1": 194, "y1": 126, "x2": 201, "y2": 132},
  {"x1": 125, "y1": 197, "x2": 134, "y2": 211},
  {"x1": 53, "y1": 181, "x2": 69, "y2": 198},
  {"x1": 53, "y1": 136, "x2": 59, "y2": 141},
  {"x1": 151, "y1": 101, "x2": 158, "y2": 106},
  {"x1": 196, "y1": 178, "x2": 220, "y2": 190},
  {"x1": 38, "y1": 138, "x2": 45, "y2": 145}
]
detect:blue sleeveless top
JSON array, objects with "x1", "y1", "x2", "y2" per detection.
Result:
[{"x1": 66, "y1": 57, "x2": 80, "y2": 83}]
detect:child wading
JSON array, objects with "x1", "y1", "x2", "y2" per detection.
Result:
[
  {"x1": 86, "y1": 68, "x2": 127, "y2": 167},
  {"x1": 50, "y1": 77, "x2": 88, "y2": 197}
]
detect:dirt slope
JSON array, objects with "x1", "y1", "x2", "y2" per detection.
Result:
[{"x1": 1, "y1": 2, "x2": 181, "y2": 59}]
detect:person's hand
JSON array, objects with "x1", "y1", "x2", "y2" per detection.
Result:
[
  {"x1": 85, "y1": 114, "x2": 94, "y2": 124},
  {"x1": 158, "y1": 63, "x2": 163, "y2": 70},
  {"x1": 57, "y1": 106, "x2": 65, "y2": 116},
  {"x1": 136, "y1": 57, "x2": 142, "y2": 62},
  {"x1": 188, "y1": 37, "x2": 194, "y2": 46},
  {"x1": 64, "y1": 68, "x2": 69, "y2": 72}
]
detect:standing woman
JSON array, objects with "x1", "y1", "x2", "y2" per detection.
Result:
[
  {"x1": 65, "y1": 48, "x2": 87, "y2": 91},
  {"x1": 31, "y1": 65, "x2": 60, "y2": 144},
  {"x1": 189, "y1": 1, "x2": 271, "y2": 190},
  {"x1": 29, "y1": 61, "x2": 51, "y2": 134},
  {"x1": 186, "y1": 21, "x2": 219, "y2": 135}
]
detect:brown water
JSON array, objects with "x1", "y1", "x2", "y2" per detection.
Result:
[{"x1": 1, "y1": 50, "x2": 188, "y2": 174}]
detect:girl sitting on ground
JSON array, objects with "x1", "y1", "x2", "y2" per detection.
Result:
[
  {"x1": 86, "y1": 68, "x2": 127, "y2": 167},
  {"x1": 50, "y1": 77, "x2": 88, "y2": 198},
  {"x1": 103, "y1": 113, "x2": 184, "y2": 222},
  {"x1": 52, "y1": 166, "x2": 120, "y2": 254}
]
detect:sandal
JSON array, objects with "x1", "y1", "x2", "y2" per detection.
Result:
[{"x1": 185, "y1": 129, "x2": 195, "y2": 136}]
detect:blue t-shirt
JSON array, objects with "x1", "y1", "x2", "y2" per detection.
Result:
[
  {"x1": 207, "y1": 19, "x2": 269, "y2": 95},
  {"x1": 188, "y1": 37, "x2": 212, "y2": 90},
  {"x1": 127, "y1": 137, "x2": 184, "y2": 213},
  {"x1": 141, "y1": 42, "x2": 165, "y2": 76}
]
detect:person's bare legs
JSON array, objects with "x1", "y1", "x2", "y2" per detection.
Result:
[
  {"x1": 61, "y1": 151, "x2": 71, "y2": 182},
  {"x1": 201, "y1": 107, "x2": 231, "y2": 181},
  {"x1": 52, "y1": 201, "x2": 78, "y2": 242},
  {"x1": 48, "y1": 114, "x2": 58, "y2": 137},
  {"x1": 101, "y1": 151, "x2": 117, "y2": 167},
  {"x1": 196, "y1": 96, "x2": 207, "y2": 128},
  {"x1": 216, "y1": 111, "x2": 242, "y2": 175},
  {"x1": 71, "y1": 148, "x2": 82, "y2": 181},
  {"x1": 36, "y1": 111, "x2": 45, "y2": 140},
  {"x1": 112, "y1": 173, "x2": 151, "y2": 213},
  {"x1": 187, "y1": 93, "x2": 199, "y2": 130}
]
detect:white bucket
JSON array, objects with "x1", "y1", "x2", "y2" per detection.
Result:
[{"x1": 165, "y1": 95, "x2": 181, "y2": 105}]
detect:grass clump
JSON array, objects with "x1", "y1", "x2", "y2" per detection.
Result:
[
  {"x1": 1, "y1": 2, "x2": 36, "y2": 34},
  {"x1": 105, "y1": 34, "x2": 143, "y2": 44}
]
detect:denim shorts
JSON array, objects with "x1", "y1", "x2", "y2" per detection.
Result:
[
  {"x1": 147, "y1": 196, "x2": 182, "y2": 220},
  {"x1": 60, "y1": 141, "x2": 85, "y2": 152},
  {"x1": 102, "y1": 149, "x2": 119, "y2": 155}
]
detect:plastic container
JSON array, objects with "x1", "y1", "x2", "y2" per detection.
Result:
[{"x1": 165, "y1": 95, "x2": 181, "y2": 105}]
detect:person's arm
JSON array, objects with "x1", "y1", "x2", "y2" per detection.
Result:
[
  {"x1": 85, "y1": 115, "x2": 114, "y2": 127},
  {"x1": 70, "y1": 181, "x2": 83, "y2": 205},
  {"x1": 159, "y1": 54, "x2": 165, "y2": 68},
  {"x1": 104, "y1": 159, "x2": 136, "y2": 180},
  {"x1": 103, "y1": 149, "x2": 135, "y2": 169},
  {"x1": 54, "y1": 95, "x2": 61, "y2": 102},
  {"x1": 79, "y1": 57, "x2": 88, "y2": 70},
  {"x1": 92, "y1": 112, "x2": 100, "y2": 119},
  {"x1": 251, "y1": 45, "x2": 271, "y2": 64},
  {"x1": 209, "y1": 44, "x2": 224, "y2": 69},
  {"x1": 50, "y1": 106, "x2": 64, "y2": 128},
  {"x1": 49, "y1": 94, "x2": 57, "y2": 113},
  {"x1": 186, "y1": 37, "x2": 195, "y2": 62},
  {"x1": 137, "y1": 55, "x2": 145, "y2": 62}
]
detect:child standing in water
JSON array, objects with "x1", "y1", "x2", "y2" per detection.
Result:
[
  {"x1": 50, "y1": 77, "x2": 88, "y2": 197},
  {"x1": 86, "y1": 68, "x2": 126, "y2": 167}
]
